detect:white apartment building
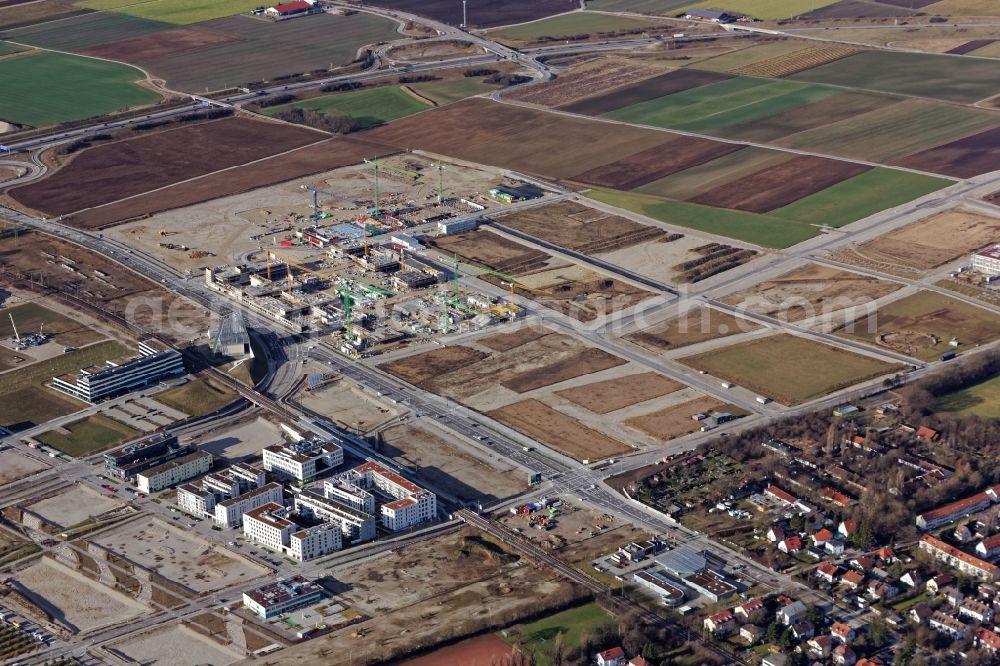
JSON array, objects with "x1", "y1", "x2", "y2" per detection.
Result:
[
  {"x1": 178, "y1": 483, "x2": 217, "y2": 516},
  {"x1": 262, "y1": 439, "x2": 343, "y2": 481},
  {"x1": 294, "y1": 489, "x2": 377, "y2": 542},
  {"x1": 243, "y1": 502, "x2": 342, "y2": 561},
  {"x1": 136, "y1": 450, "x2": 213, "y2": 494},
  {"x1": 215, "y1": 482, "x2": 283, "y2": 529},
  {"x1": 289, "y1": 522, "x2": 342, "y2": 561},
  {"x1": 323, "y1": 479, "x2": 375, "y2": 514},
  {"x1": 343, "y1": 461, "x2": 437, "y2": 531},
  {"x1": 972, "y1": 245, "x2": 1000, "y2": 277},
  {"x1": 177, "y1": 463, "x2": 266, "y2": 518}
]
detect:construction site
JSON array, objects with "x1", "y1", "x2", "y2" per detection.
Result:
[{"x1": 179, "y1": 154, "x2": 552, "y2": 354}]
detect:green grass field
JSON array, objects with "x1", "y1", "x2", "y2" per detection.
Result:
[
  {"x1": 934, "y1": 374, "x2": 1000, "y2": 418},
  {"x1": 681, "y1": 334, "x2": 904, "y2": 405},
  {"x1": 154, "y1": 376, "x2": 238, "y2": 417},
  {"x1": 604, "y1": 77, "x2": 838, "y2": 132},
  {"x1": 36, "y1": 414, "x2": 140, "y2": 457},
  {"x1": 77, "y1": 0, "x2": 265, "y2": 24},
  {"x1": 778, "y1": 99, "x2": 999, "y2": 162},
  {"x1": 770, "y1": 168, "x2": 952, "y2": 228},
  {"x1": 0, "y1": 51, "x2": 158, "y2": 126},
  {"x1": 838, "y1": 291, "x2": 1000, "y2": 361},
  {"x1": 679, "y1": 0, "x2": 840, "y2": 19},
  {"x1": 502, "y1": 603, "x2": 614, "y2": 666},
  {"x1": 265, "y1": 87, "x2": 431, "y2": 129},
  {"x1": 406, "y1": 79, "x2": 497, "y2": 106},
  {"x1": 587, "y1": 188, "x2": 818, "y2": 248},
  {"x1": 0, "y1": 42, "x2": 25, "y2": 56},
  {"x1": 489, "y1": 11, "x2": 661, "y2": 42},
  {"x1": 789, "y1": 50, "x2": 1000, "y2": 104},
  {"x1": 584, "y1": 0, "x2": 691, "y2": 14}
]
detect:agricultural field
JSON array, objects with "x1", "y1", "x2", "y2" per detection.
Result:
[
  {"x1": 894, "y1": 126, "x2": 1000, "y2": 179},
  {"x1": 264, "y1": 87, "x2": 431, "y2": 129},
  {"x1": 488, "y1": 399, "x2": 632, "y2": 460},
  {"x1": 129, "y1": 13, "x2": 400, "y2": 92},
  {"x1": 35, "y1": 414, "x2": 141, "y2": 457},
  {"x1": 560, "y1": 68, "x2": 734, "y2": 116},
  {"x1": 798, "y1": 0, "x2": 924, "y2": 18},
  {"x1": 680, "y1": 0, "x2": 841, "y2": 19},
  {"x1": 777, "y1": 99, "x2": 999, "y2": 164},
  {"x1": 624, "y1": 306, "x2": 760, "y2": 352},
  {"x1": 66, "y1": 136, "x2": 389, "y2": 229},
  {"x1": 505, "y1": 57, "x2": 672, "y2": 108},
  {"x1": 692, "y1": 40, "x2": 819, "y2": 73},
  {"x1": 488, "y1": 11, "x2": 664, "y2": 45},
  {"x1": 788, "y1": 50, "x2": 1000, "y2": 104},
  {"x1": 364, "y1": 98, "x2": 676, "y2": 180},
  {"x1": 406, "y1": 79, "x2": 498, "y2": 106},
  {"x1": 77, "y1": 0, "x2": 265, "y2": 24},
  {"x1": 1, "y1": 11, "x2": 169, "y2": 51},
  {"x1": 848, "y1": 208, "x2": 1000, "y2": 272},
  {"x1": 934, "y1": 374, "x2": 1000, "y2": 418},
  {"x1": 0, "y1": 51, "x2": 158, "y2": 127},
  {"x1": 729, "y1": 44, "x2": 860, "y2": 78},
  {"x1": 584, "y1": 0, "x2": 692, "y2": 14},
  {"x1": 836, "y1": 290, "x2": 1000, "y2": 360},
  {"x1": 681, "y1": 334, "x2": 904, "y2": 405},
  {"x1": 0, "y1": 301, "x2": 105, "y2": 347},
  {"x1": 10, "y1": 117, "x2": 323, "y2": 216},
  {"x1": 923, "y1": 0, "x2": 1000, "y2": 16},
  {"x1": 364, "y1": 0, "x2": 579, "y2": 28},
  {"x1": 720, "y1": 263, "x2": 902, "y2": 323},
  {"x1": 636, "y1": 146, "x2": 791, "y2": 200},
  {"x1": 0, "y1": 0, "x2": 89, "y2": 29},
  {"x1": 554, "y1": 371, "x2": 683, "y2": 414}
]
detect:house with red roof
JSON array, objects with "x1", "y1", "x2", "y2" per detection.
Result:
[
  {"x1": 915, "y1": 426, "x2": 940, "y2": 441},
  {"x1": 812, "y1": 528, "x2": 834, "y2": 546},
  {"x1": 975, "y1": 627, "x2": 1000, "y2": 654},
  {"x1": 816, "y1": 562, "x2": 841, "y2": 584},
  {"x1": 833, "y1": 643, "x2": 857, "y2": 666},
  {"x1": 838, "y1": 519, "x2": 857, "y2": 538},
  {"x1": 840, "y1": 570, "x2": 865, "y2": 590},
  {"x1": 821, "y1": 487, "x2": 855, "y2": 507},
  {"x1": 779, "y1": 535, "x2": 802, "y2": 554},
  {"x1": 831, "y1": 621, "x2": 855, "y2": 643},
  {"x1": 919, "y1": 534, "x2": 999, "y2": 580},
  {"x1": 916, "y1": 490, "x2": 994, "y2": 530},
  {"x1": 703, "y1": 610, "x2": 735, "y2": 636},
  {"x1": 734, "y1": 596, "x2": 767, "y2": 623},
  {"x1": 596, "y1": 646, "x2": 627, "y2": 666},
  {"x1": 976, "y1": 533, "x2": 1000, "y2": 559},
  {"x1": 766, "y1": 484, "x2": 797, "y2": 505}
]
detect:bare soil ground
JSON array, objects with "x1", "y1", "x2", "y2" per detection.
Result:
[
  {"x1": 365, "y1": 0, "x2": 578, "y2": 28},
  {"x1": 193, "y1": 416, "x2": 284, "y2": 461},
  {"x1": 429, "y1": 229, "x2": 552, "y2": 275},
  {"x1": 0, "y1": 448, "x2": 49, "y2": 484},
  {"x1": 720, "y1": 263, "x2": 902, "y2": 323},
  {"x1": 297, "y1": 375, "x2": 405, "y2": 433},
  {"x1": 9, "y1": 117, "x2": 324, "y2": 217},
  {"x1": 854, "y1": 208, "x2": 1000, "y2": 271},
  {"x1": 690, "y1": 156, "x2": 871, "y2": 213},
  {"x1": 379, "y1": 422, "x2": 528, "y2": 503},
  {"x1": 492, "y1": 200, "x2": 665, "y2": 254},
  {"x1": 380, "y1": 345, "x2": 491, "y2": 387},
  {"x1": 0, "y1": 230, "x2": 208, "y2": 342},
  {"x1": 363, "y1": 98, "x2": 675, "y2": 181},
  {"x1": 624, "y1": 396, "x2": 732, "y2": 441},
  {"x1": 893, "y1": 126, "x2": 1000, "y2": 178},
  {"x1": 267, "y1": 529, "x2": 582, "y2": 665},
  {"x1": 477, "y1": 325, "x2": 549, "y2": 352},
  {"x1": 93, "y1": 518, "x2": 268, "y2": 593},
  {"x1": 554, "y1": 371, "x2": 683, "y2": 414},
  {"x1": 26, "y1": 485, "x2": 123, "y2": 527},
  {"x1": 387, "y1": 40, "x2": 479, "y2": 61},
  {"x1": 500, "y1": 263, "x2": 655, "y2": 322},
  {"x1": 571, "y1": 137, "x2": 744, "y2": 190},
  {"x1": 78, "y1": 27, "x2": 240, "y2": 61},
  {"x1": 489, "y1": 399, "x2": 630, "y2": 461},
  {"x1": 14, "y1": 558, "x2": 147, "y2": 634},
  {"x1": 504, "y1": 57, "x2": 668, "y2": 108},
  {"x1": 624, "y1": 307, "x2": 761, "y2": 352},
  {"x1": 64, "y1": 137, "x2": 391, "y2": 230},
  {"x1": 560, "y1": 68, "x2": 734, "y2": 115},
  {"x1": 500, "y1": 347, "x2": 626, "y2": 393},
  {"x1": 109, "y1": 623, "x2": 242, "y2": 665},
  {"x1": 593, "y1": 235, "x2": 726, "y2": 286}
]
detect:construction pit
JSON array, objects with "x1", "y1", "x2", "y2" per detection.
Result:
[
  {"x1": 379, "y1": 324, "x2": 726, "y2": 461},
  {"x1": 91, "y1": 518, "x2": 268, "y2": 593}
]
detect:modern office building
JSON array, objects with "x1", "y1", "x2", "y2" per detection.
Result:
[
  {"x1": 294, "y1": 489, "x2": 377, "y2": 542},
  {"x1": 261, "y1": 438, "x2": 343, "y2": 481},
  {"x1": 135, "y1": 450, "x2": 213, "y2": 493},
  {"x1": 52, "y1": 339, "x2": 185, "y2": 403},
  {"x1": 104, "y1": 433, "x2": 189, "y2": 480},
  {"x1": 243, "y1": 577, "x2": 324, "y2": 619}
]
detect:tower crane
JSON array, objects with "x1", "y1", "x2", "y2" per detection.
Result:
[
  {"x1": 301, "y1": 185, "x2": 336, "y2": 223},
  {"x1": 363, "y1": 157, "x2": 421, "y2": 213}
]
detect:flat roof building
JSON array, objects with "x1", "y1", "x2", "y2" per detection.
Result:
[
  {"x1": 262, "y1": 438, "x2": 343, "y2": 481},
  {"x1": 243, "y1": 576, "x2": 323, "y2": 619},
  {"x1": 633, "y1": 570, "x2": 686, "y2": 606},
  {"x1": 294, "y1": 489, "x2": 377, "y2": 543},
  {"x1": 341, "y1": 460, "x2": 436, "y2": 531},
  {"x1": 136, "y1": 450, "x2": 213, "y2": 494},
  {"x1": 684, "y1": 570, "x2": 737, "y2": 603},
  {"x1": 52, "y1": 339, "x2": 184, "y2": 403},
  {"x1": 973, "y1": 245, "x2": 1000, "y2": 277},
  {"x1": 104, "y1": 433, "x2": 188, "y2": 480},
  {"x1": 243, "y1": 502, "x2": 343, "y2": 561},
  {"x1": 215, "y1": 482, "x2": 283, "y2": 529}
]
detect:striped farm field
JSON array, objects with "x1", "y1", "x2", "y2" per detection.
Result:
[
  {"x1": 778, "y1": 99, "x2": 999, "y2": 163},
  {"x1": 636, "y1": 147, "x2": 793, "y2": 200},
  {"x1": 77, "y1": 0, "x2": 265, "y2": 24},
  {"x1": 732, "y1": 44, "x2": 860, "y2": 78},
  {"x1": 693, "y1": 41, "x2": 812, "y2": 73},
  {"x1": 1, "y1": 11, "x2": 170, "y2": 51}
]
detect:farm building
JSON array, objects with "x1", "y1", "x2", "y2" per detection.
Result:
[
  {"x1": 265, "y1": 0, "x2": 321, "y2": 19},
  {"x1": 685, "y1": 9, "x2": 733, "y2": 23},
  {"x1": 972, "y1": 245, "x2": 1000, "y2": 277}
]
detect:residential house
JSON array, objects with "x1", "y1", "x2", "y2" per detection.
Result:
[
  {"x1": 833, "y1": 644, "x2": 857, "y2": 666},
  {"x1": 826, "y1": 539, "x2": 846, "y2": 556},
  {"x1": 762, "y1": 655, "x2": 788, "y2": 666},
  {"x1": 874, "y1": 546, "x2": 897, "y2": 563},
  {"x1": 928, "y1": 611, "x2": 966, "y2": 639},
  {"x1": 838, "y1": 519, "x2": 857, "y2": 539},
  {"x1": 703, "y1": 611, "x2": 735, "y2": 636},
  {"x1": 812, "y1": 528, "x2": 834, "y2": 546},
  {"x1": 790, "y1": 620, "x2": 815, "y2": 640},
  {"x1": 841, "y1": 570, "x2": 865, "y2": 591},
  {"x1": 851, "y1": 555, "x2": 875, "y2": 573},
  {"x1": 909, "y1": 603, "x2": 932, "y2": 624},
  {"x1": 867, "y1": 579, "x2": 897, "y2": 601},
  {"x1": 779, "y1": 536, "x2": 802, "y2": 554},
  {"x1": 831, "y1": 622, "x2": 855, "y2": 643},
  {"x1": 926, "y1": 572, "x2": 954, "y2": 594},
  {"x1": 777, "y1": 600, "x2": 807, "y2": 625},
  {"x1": 740, "y1": 624, "x2": 764, "y2": 644},
  {"x1": 959, "y1": 599, "x2": 994, "y2": 623},
  {"x1": 817, "y1": 562, "x2": 841, "y2": 584},
  {"x1": 976, "y1": 534, "x2": 1000, "y2": 559},
  {"x1": 734, "y1": 597, "x2": 767, "y2": 624},
  {"x1": 916, "y1": 490, "x2": 994, "y2": 530},
  {"x1": 596, "y1": 647, "x2": 627, "y2": 666},
  {"x1": 767, "y1": 484, "x2": 798, "y2": 506},
  {"x1": 807, "y1": 635, "x2": 834, "y2": 659},
  {"x1": 856, "y1": 659, "x2": 885, "y2": 666},
  {"x1": 767, "y1": 526, "x2": 786, "y2": 543},
  {"x1": 915, "y1": 426, "x2": 940, "y2": 442},
  {"x1": 628, "y1": 658, "x2": 651, "y2": 666},
  {"x1": 919, "y1": 534, "x2": 999, "y2": 580},
  {"x1": 900, "y1": 571, "x2": 923, "y2": 588},
  {"x1": 954, "y1": 524, "x2": 974, "y2": 543},
  {"x1": 941, "y1": 586, "x2": 964, "y2": 608},
  {"x1": 821, "y1": 487, "x2": 855, "y2": 507},
  {"x1": 975, "y1": 627, "x2": 1000, "y2": 654}
]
